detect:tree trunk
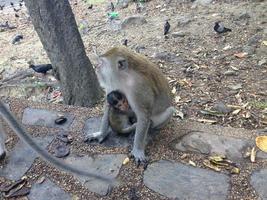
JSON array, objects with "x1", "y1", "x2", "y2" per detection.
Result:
[{"x1": 24, "y1": 0, "x2": 102, "y2": 107}]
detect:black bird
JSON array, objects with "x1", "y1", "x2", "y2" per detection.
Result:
[
  {"x1": 214, "y1": 21, "x2": 232, "y2": 34},
  {"x1": 164, "y1": 20, "x2": 170, "y2": 35},
  {"x1": 0, "y1": 4, "x2": 4, "y2": 10},
  {"x1": 29, "y1": 64, "x2": 53, "y2": 74},
  {"x1": 88, "y1": 4, "x2": 93, "y2": 9},
  {"x1": 12, "y1": 34, "x2": 23, "y2": 44},
  {"x1": 110, "y1": 2, "x2": 115, "y2": 11},
  {"x1": 10, "y1": 2, "x2": 14, "y2": 6},
  {"x1": 123, "y1": 39, "x2": 128, "y2": 46},
  {"x1": 19, "y1": 3, "x2": 23, "y2": 7},
  {"x1": 15, "y1": 13, "x2": 19, "y2": 18}
]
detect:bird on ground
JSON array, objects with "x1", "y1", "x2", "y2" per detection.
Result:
[
  {"x1": 123, "y1": 39, "x2": 128, "y2": 46},
  {"x1": 214, "y1": 21, "x2": 232, "y2": 34},
  {"x1": 10, "y1": 2, "x2": 14, "y2": 7},
  {"x1": 12, "y1": 34, "x2": 23, "y2": 44},
  {"x1": 164, "y1": 20, "x2": 170, "y2": 35},
  {"x1": 110, "y1": 2, "x2": 115, "y2": 11},
  {"x1": 29, "y1": 64, "x2": 53, "y2": 74},
  {"x1": 0, "y1": 4, "x2": 4, "y2": 10}
]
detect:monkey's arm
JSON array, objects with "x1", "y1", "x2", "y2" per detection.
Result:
[
  {"x1": 0, "y1": 100, "x2": 113, "y2": 183},
  {"x1": 84, "y1": 103, "x2": 111, "y2": 143}
]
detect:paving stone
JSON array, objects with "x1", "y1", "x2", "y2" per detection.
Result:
[
  {"x1": 174, "y1": 131, "x2": 252, "y2": 160},
  {"x1": 0, "y1": 136, "x2": 53, "y2": 180},
  {"x1": 83, "y1": 117, "x2": 134, "y2": 147},
  {"x1": 64, "y1": 154, "x2": 126, "y2": 196},
  {"x1": 22, "y1": 108, "x2": 74, "y2": 130},
  {"x1": 121, "y1": 15, "x2": 147, "y2": 29},
  {"x1": 144, "y1": 160, "x2": 230, "y2": 200},
  {"x1": 250, "y1": 168, "x2": 267, "y2": 199},
  {"x1": 28, "y1": 178, "x2": 71, "y2": 200}
]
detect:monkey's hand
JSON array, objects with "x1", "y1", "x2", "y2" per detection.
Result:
[{"x1": 84, "y1": 131, "x2": 109, "y2": 143}]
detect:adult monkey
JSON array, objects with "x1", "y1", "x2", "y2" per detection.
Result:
[
  {"x1": 85, "y1": 46, "x2": 175, "y2": 163},
  {"x1": 0, "y1": 101, "x2": 113, "y2": 183}
]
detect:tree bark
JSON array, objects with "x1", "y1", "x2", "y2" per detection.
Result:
[{"x1": 24, "y1": 0, "x2": 102, "y2": 107}]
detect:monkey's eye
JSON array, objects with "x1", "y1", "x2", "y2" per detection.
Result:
[{"x1": 118, "y1": 59, "x2": 128, "y2": 70}]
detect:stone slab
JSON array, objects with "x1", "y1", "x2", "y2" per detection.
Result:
[
  {"x1": 64, "y1": 154, "x2": 126, "y2": 196},
  {"x1": 144, "y1": 160, "x2": 230, "y2": 200},
  {"x1": 28, "y1": 178, "x2": 71, "y2": 200},
  {"x1": 22, "y1": 108, "x2": 74, "y2": 130},
  {"x1": 0, "y1": 136, "x2": 53, "y2": 180},
  {"x1": 83, "y1": 117, "x2": 134, "y2": 147},
  {"x1": 250, "y1": 168, "x2": 267, "y2": 200},
  {"x1": 174, "y1": 131, "x2": 255, "y2": 160}
]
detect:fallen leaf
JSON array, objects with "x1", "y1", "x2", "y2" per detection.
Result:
[
  {"x1": 196, "y1": 118, "x2": 217, "y2": 124},
  {"x1": 234, "y1": 52, "x2": 248, "y2": 58},
  {"x1": 229, "y1": 83, "x2": 242, "y2": 90},
  {"x1": 230, "y1": 167, "x2": 240, "y2": 174},
  {"x1": 250, "y1": 147, "x2": 257, "y2": 163},
  {"x1": 123, "y1": 157, "x2": 130, "y2": 165},
  {"x1": 173, "y1": 110, "x2": 184, "y2": 119},
  {"x1": 171, "y1": 87, "x2": 176, "y2": 94},
  {"x1": 200, "y1": 110, "x2": 225, "y2": 117},
  {"x1": 203, "y1": 160, "x2": 221, "y2": 172},
  {"x1": 255, "y1": 136, "x2": 267, "y2": 153},
  {"x1": 36, "y1": 176, "x2": 45, "y2": 184},
  {"x1": 175, "y1": 96, "x2": 181, "y2": 103},
  {"x1": 232, "y1": 109, "x2": 241, "y2": 115},
  {"x1": 72, "y1": 195, "x2": 80, "y2": 200},
  {"x1": 188, "y1": 160, "x2": 196, "y2": 167},
  {"x1": 262, "y1": 41, "x2": 267, "y2": 46},
  {"x1": 209, "y1": 155, "x2": 226, "y2": 162}
]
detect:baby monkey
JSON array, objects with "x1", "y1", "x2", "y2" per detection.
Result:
[{"x1": 107, "y1": 90, "x2": 136, "y2": 135}]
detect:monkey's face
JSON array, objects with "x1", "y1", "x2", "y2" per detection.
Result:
[
  {"x1": 95, "y1": 56, "x2": 129, "y2": 91},
  {"x1": 107, "y1": 91, "x2": 130, "y2": 112}
]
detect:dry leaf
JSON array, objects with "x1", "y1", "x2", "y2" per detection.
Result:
[
  {"x1": 230, "y1": 167, "x2": 240, "y2": 174},
  {"x1": 255, "y1": 136, "x2": 267, "y2": 153},
  {"x1": 209, "y1": 155, "x2": 226, "y2": 162},
  {"x1": 234, "y1": 52, "x2": 248, "y2": 58},
  {"x1": 250, "y1": 147, "x2": 257, "y2": 163},
  {"x1": 175, "y1": 96, "x2": 181, "y2": 103},
  {"x1": 123, "y1": 157, "x2": 130, "y2": 165},
  {"x1": 188, "y1": 160, "x2": 196, "y2": 167},
  {"x1": 232, "y1": 109, "x2": 241, "y2": 115},
  {"x1": 171, "y1": 87, "x2": 176, "y2": 94},
  {"x1": 196, "y1": 118, "x2": 217, "y2": 124},
  {"x1": 36, "y1": 176, "x2": 45, "y2": 184},
  {"x1": 200, "y1": 110, "x2": 224, "y2": 117},
  {"x1": 262, "y1": 41, "x2": 267, "y2": 46},
  {"x1": 243, "y1": 111, "x2": 251, "y2": 119},
  {"x1": 173, "y1": 110, "x2": 184, "y2": 119},
  {"x1": 203, "y1": 160, "x2": 221, "y2": 172}
]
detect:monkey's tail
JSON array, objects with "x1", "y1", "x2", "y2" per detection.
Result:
[{"x1": 0, "y1": 101, "x2": 114, "y2": 184}]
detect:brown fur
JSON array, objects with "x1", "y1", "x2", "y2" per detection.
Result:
[{"x1": 101, "y1": 46, "x2": 171, "y2": 98}]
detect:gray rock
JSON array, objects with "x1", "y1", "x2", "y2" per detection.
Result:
[
  {"x1": 213, "y1": 102, "x2": 232, "y2": 114},
  {"x1": 234, "y1": 11, "x2": 251, "y2": 21},
  {"x1": 247, "y1": 35, "x2": 262, "y2": 46},
  {"x1": 144, "y1": 160, "x2": 230, "y2": 199},
  {"x1": 177, "y1": 16, "x2": 191, "y2": 26},
  {"x1": 22, "y1": 108, "x2": 74, "y2": 130},
  {"x1": 121, "y1": 15, "x2": 147, "y2": 29},
  {"x1": 0, "y1": 136, "x2": 53, "y2": 180},
  {"x1": 228, "y1": 83, "x2": 242, "y2": 90},
  {"x1": 83, "y1": 116, "x2": 134, "y2": 147},
  {"x1": 174, "y1": 131, "x2": 252, "y2": 160},
  {"x1": 193, "y1": 0, "x2": 213, "y2": 6},
  {"x1": 250, "y1": 168, "x2": 267, "y2": 199},
  {"x1": 243, "y1": 45, "x2": 255, "y2": 55},
  {"x1": 223, "y1": 70, "x2": 238, "y2": 76},
  {"x1": 64, "y1": 154, "x2": 126, "y2": 195},
  {"x1": 171, "y1": 31, "x2": 186, "y2": 38},
  {"x1": 117, "y1": 0, "x2": 130, "y2": 8},
  {"x1": 28, "y1": 178, "x2": 71, "y2": 200}
]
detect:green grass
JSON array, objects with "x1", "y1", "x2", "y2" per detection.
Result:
[{"x1": 250, "y1": 101, "x2": 267, "y2": 109}]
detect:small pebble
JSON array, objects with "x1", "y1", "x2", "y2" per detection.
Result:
[
  {"x1": 54, "y1": 144, "x2": 70, "y2": 158},
  {"x1": 55, "y1": 116, "x2": 67, "y2": 125}
]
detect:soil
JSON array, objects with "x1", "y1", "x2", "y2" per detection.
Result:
[{"x1": 0, "y1": 1, "x2": 267, "y2": 199}]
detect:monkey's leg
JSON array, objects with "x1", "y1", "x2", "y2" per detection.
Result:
[
  {"x1": 131, "y1": 112, "x2": 151, "y2": 163},
  {"x1": 84, "y1": 104, "x2": 111, "y2": 143},
  {"x1": 0, "y1": 123, "x2": 6, "y2": 160},
  {"x1": 151, "y1": 106, "x2": 175, "y2": 129}
]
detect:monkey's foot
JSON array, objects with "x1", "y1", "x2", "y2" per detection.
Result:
[
  {"x1": 130, "y1": 149, "x2": 148, "y2": 166},
  {"x1": 84, "y1": 132, "x2": 108, "y2": 143}
]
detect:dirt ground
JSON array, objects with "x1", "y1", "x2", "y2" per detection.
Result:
[
  {"x1": 0, "y1": 1, "x2": 267, "y2": 200},
  {"x1": 0, "y1": 1, "x2": 266, "y2": 129}
]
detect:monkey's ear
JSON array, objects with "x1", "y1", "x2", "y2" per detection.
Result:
[{"x1": 118, "y1": 59, "x2": 128, "y2": 70}]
